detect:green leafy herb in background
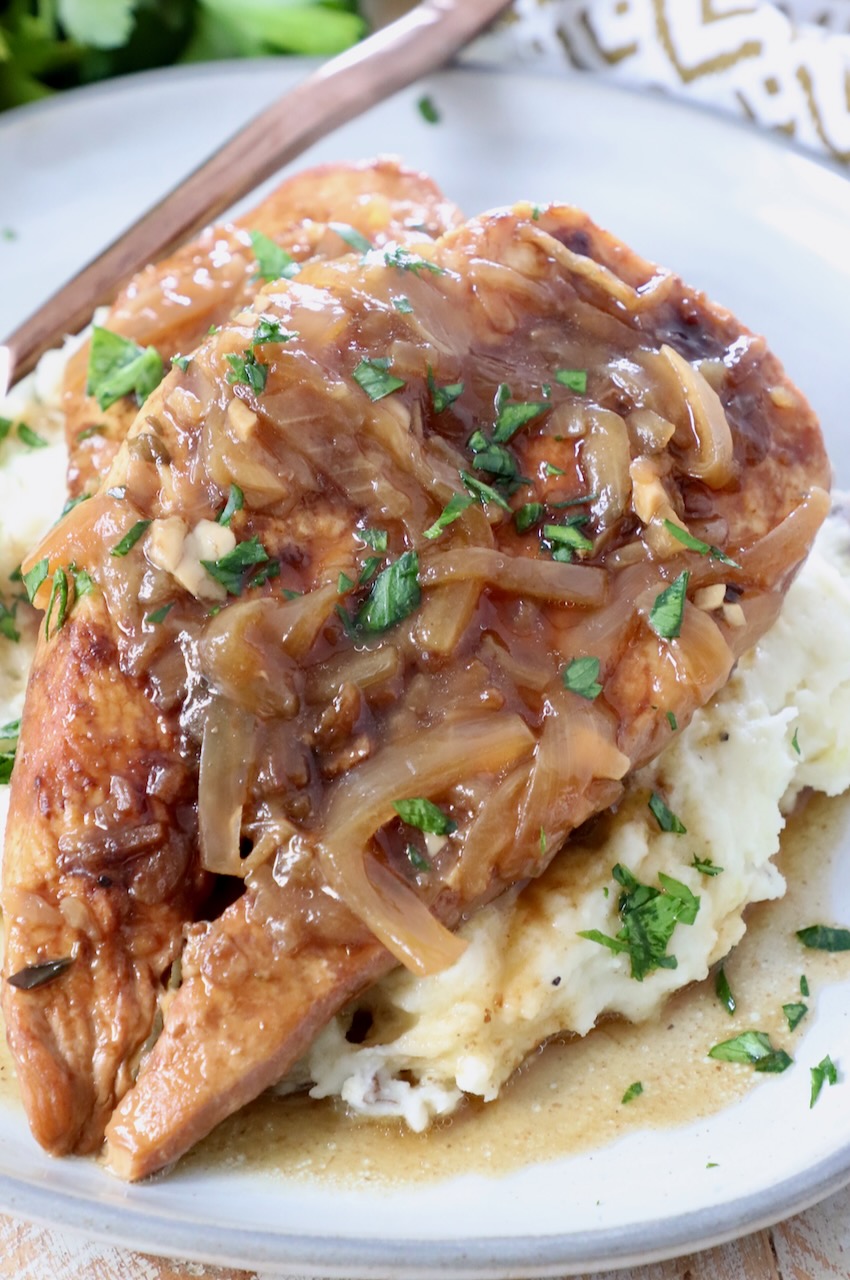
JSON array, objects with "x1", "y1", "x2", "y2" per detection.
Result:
[{"x1": 0, "y1": 1, "x2": 366, "y2": 114}]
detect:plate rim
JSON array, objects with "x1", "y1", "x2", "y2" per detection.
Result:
[{"x1": 1, "y1": 56, "x2": 850, "y2": 1278}]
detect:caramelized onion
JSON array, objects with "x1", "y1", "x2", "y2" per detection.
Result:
[
  {"x1": 734, "y1": 488, "x2": 830, "y2": 589},
  {"x1": 318, "y1": 715, "x2": 534, "y2": 974},
  {"x1": 305, "y1": 645, "x2": 402, "y2": 704},
  {"x1": 420, "y1": 548, "x2": 606, "y2": 606},
  {"x1": 523, "y1": 223, "x2": 676, "y2": 312},
  {"x1": 198, "y1": 697, "x2": 256, "y2": 876},
  {"x1": 659, "y1": 344, "x2": 734, "y2": 488},
  {"x1": 581, "y1": 409, "x2": 632, "y2": 532}
]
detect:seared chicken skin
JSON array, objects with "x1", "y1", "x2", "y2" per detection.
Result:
[
  {"x1": 1, "y1": 160, "x2": 461, "y2": 1155},
  {"x1": 4, "y1": 194, "x2": 829, "y2": 1178}
]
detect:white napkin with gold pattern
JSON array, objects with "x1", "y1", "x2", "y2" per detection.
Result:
[{"x1": 460, "y1": 0, "x2": 850, "y2": 166}]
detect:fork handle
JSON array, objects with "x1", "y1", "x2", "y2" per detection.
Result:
[{"x1": 2, "y1": 0, "x2": 508, "y2": 386}]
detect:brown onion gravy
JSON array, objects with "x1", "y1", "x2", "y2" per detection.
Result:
[{"x1": 7, "y1": 790, "x2": 845, "y2": 1185}]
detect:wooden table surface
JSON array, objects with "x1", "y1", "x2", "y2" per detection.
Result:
[{"x1": 3, "y1": 1182, "x2": 850, "y2": 1279}]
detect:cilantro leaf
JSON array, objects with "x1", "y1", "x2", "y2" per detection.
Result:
[
  {"x1": 708, "y1": 1031, "x2": 793, "y2": 1073},
  {"x1": 797, "y1": 925, "x2": 850, "y2": 952},
  {"x1": 649, "y1": 571, "x2": 689, "y2": 639},
  {"x1": 201, "y1": 535, "x2": 270, "y2": 595},
  {"x1": 353, "y1": 357, "x2": 405, "y2": 402},
  {"x1": 249, "y1": 230, "x2": 299, "y2": 282},
  {"x1": 423, "y1": 493, "x2": 473, "y2": 540},
  {"x1": 356, "y1": 550, "x2": 420, "y2": 633},
  {"x1": 87, "y1": 327, "x2": 164, "y2": 411},
  {"x1": 562, "y1": 656, "x2": 602, "y2": 700},
  {"x1": 394, "y1": 797, "x2": 456, "y2": 835}
]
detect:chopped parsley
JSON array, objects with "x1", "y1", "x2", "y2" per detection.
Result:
[
  {"x1": 544, "y1": 461, "x2": 567, "y2": 478},
  {"x1": 514, "y1": 503, "x2": 545, "y2": 534},
  {"x1": 417, "y1": 94, "x2": 440, "y2": 124},
  {"x1": 810, "y1": 1055, "x2": 839, "y2": 1107},
  {"x1": 0, "y1": 416, "x2": 12, "y2": 443},
  {"x1": 328, "y1": 222, "x2": 372, "y2": 255},
  {"x1": 0, "y1": 600, "x2": 19, "y2": 643},
  {"x1": 225, "y1": 350, "x2": 268, "y2": 395},
  {"x1": 249, "y1": 230, "x2": 299, "y2": 281},
  {"x1": 356, "y1": 550, "x2": 420, "y2": 632},
  {"x1": 110, "y1": 520, "x2": 151, "y2": 558},
  {"x1": 715, "y1": 966, "x2": 736, "y2": 1015},
  {"x1": 87, "y1": 327, "x2": 164, "y2": 411},
  {"x1": 394, "y1": 797, "x2": 457, "y2": 835},
  {"x1": 692, "y1": 856, "x2": 723, "y2": 876},
  {"x1": 70, "y1": 565, "x2": 94, "y2": 598},
  {"x1": 621, "y1": 1081, "x2": 643, "y2": 1104},
  {"x1": 791, "y1": 728, "x2": 801, "y2": 756},
  {"x1": 337, "y1": 571, "x2": 354, "y2": 594},
  {"x1": 17, "y1": 423, "x2": 48, "y2": 449},
  {"x1": 666, "y1": 710, "x2": 678, "y2": 731},
  {"x1": 383, "y1": 245, "x2": 445, "y2": 276},
  {"x1": 172, "y1": 354, "x2": 190, "y2": 372},
  {"x1": 796, "y1": 925, "x2": 850, "y2": 952},
  {"x1": 406, "y1": 844, "x2": 431, "y2": 872},
  {"x1": 76, "y1": 424, "x2": 106, "y2": 441},
  {"x1": 360, "y1": 528, "x2": 388, "y2": 552},
  {"x1": 649, "y1": 571, "x2": 689, "y2": 640},
  {"x1": 460, "y1": 471, "x2": 512, "y2": 513},
  {"x1": 218, "y1": 484, "x2": 244, "y2": 527},
  {"x1": 251, "y1": 316, "x2": 297, "y2": 347},
  {"x1": 578, "y1": 862, "x2": 700, "y2": 982},
  {"x1": 661, "y1": 519, "x2": 741, "y2": 567},
  {"x1": 0, "y1": 719, "x2": 20, "y2": 784},
  {"x1": 145, "y1": 602, "x2": 174, "y2": 626},
  {"x1": 543, "y1": 519, "x2": 593, "y2": 558},
  {"x1": 359, "y1": 557, "x2": 381, "y2": 585},
  {"x1": 472, "y1": 442, "x2": 518, "y2": 481},
  {"x1": 22, "y1": 557, "x2": 49, "y2": 604},
  {"x1": 392, "y1": 295, "x2": 414, "y2": 314},
  {"x1": 783, "y1": 1002, "x2": 808, "y2": 1032},
  {"x1": 708, "y1": 1031, "x2": 792, "y2": 1073},
  {"x1": 492, "y1": 388, "x2": 548, "y2": 443},
  {"x1": 555, "y1": 369, "x2": 587, "y2": 394},
  {"x1": 427, "y1": 368, "x2": 464, "y2": 414},
  {"x1": 423, "y1": 493, "x2": 473, "y2": 540},
  {"x1": 44, "y1": 568, "x2": 68, "y2": 637},
  {"x1": 201, "y1": 535, "x2": 271, "y2": 595},
  {"x1": 648, "y1": 792, "x2": 687, "y2": 834},
  {"x1": 353, "y1": 357, "x2": 405, "y2": 402},
  {"x1": 562, "y1": 656, "x2": 602, "y2": 700},
  {"x1": 800, "y1": 974, "x2": 810, "y2": 997}
]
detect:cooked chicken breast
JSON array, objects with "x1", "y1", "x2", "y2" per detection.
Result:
[
  {"x1": 1, "y1": 160, "x2": 461, "y2": 1156},
  {"x1": 4, "y1": 196, "x2": 829, "y2": 1179}
]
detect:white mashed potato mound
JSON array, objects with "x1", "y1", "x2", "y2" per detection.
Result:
[
  {"x1": 1, "y1": 345, "x2": 849, "y2": 1139},
  {"x1": 302, "y1": 517, "x2": 850, "y2": 1131}
]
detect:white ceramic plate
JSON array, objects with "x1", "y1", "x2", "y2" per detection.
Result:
[{"x1": 1, "y1": 60, "x2": 850, "y2": 1278}]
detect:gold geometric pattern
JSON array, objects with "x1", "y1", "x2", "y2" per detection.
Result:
[{"x1": 471, "y1": 0, "x2": 850, "y2": 164}]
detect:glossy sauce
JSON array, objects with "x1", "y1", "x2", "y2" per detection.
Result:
[{"x1": 169, "y1": 789, "x2": 848, "y2": 1185}]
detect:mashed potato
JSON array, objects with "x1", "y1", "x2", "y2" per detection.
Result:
[
  {"x1": 299, "y1": 517, "x2": 850, "y2": 1131},
  {"x1": 2, "y1": 349, "x2": 849, "y2": 1137}
]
